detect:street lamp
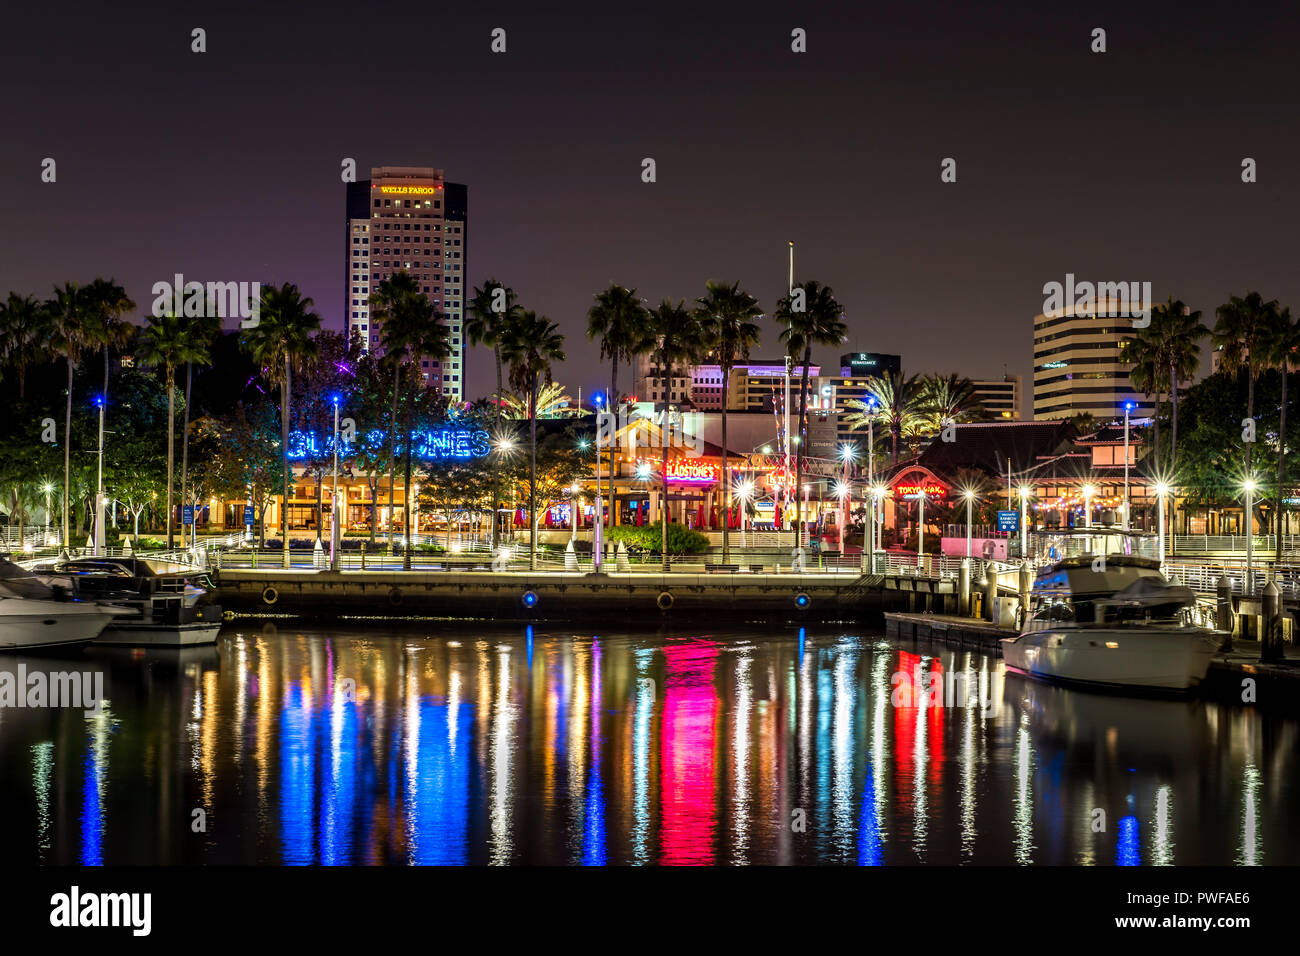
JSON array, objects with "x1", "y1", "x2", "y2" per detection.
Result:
[
  {"x1": 93, "y1": 393, "x2": 106, "y2": 555},
  {"x1": 962, "y1": 488, "x2": 975, "y2": 558},
  {"x1": 330, "y1": 394, "x2": 341, "y2": 571},
  {"x1": 1122, "y1": 401, "x2": 1134, "y2": 530},
  {"x1": 1082, "y1": 483, "x2": 1096, "y2": 552},
  {"x1": 917, "y1": 488, "x2": 927, "y2": 563},
  {"x1": 1155, "y1": 481, "x2": 1169, "y2": 566},
  {"x1": 736, "y1": 479, "x2": 754, "y2": 549},
  {"x1": 42, "y1": 483, "x2": 53, "y2": 546},
  {"x1": 1018, "y1": 485, "x2": 1031, "y2": 559},
  {"x1": 838, "y1": 443, "x2": 854, "y2": 554},
  {"x1": 1244, "y1": 478, "x2": 1257, "y2": 596}
]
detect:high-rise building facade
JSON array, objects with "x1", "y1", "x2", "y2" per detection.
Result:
[
  {"x1": 971, "y1": 375, "x2": 1021, "y2": 419},
  {"x1": 345, "y1": 165, "x2": 467, "y2": 401},
  {"x1": 1033, "y1": 298, "x2": 1150, "y2": 421}
]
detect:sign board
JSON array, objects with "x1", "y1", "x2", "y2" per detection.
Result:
[
  {"x1": 997, "y1": 510, "x2": 1019, "y2": 533},
  {"x1": 182, "y1": 506, "x2": 195, "y2": 526},
  {"x1": 243, "y1": 505, "x2": 255, "y2": 526}
]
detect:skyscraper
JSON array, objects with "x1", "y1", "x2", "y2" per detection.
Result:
[
  {"x1": 345, "y1": 165, "x2": 467, "y2": 401},
  {"x1": 1033, "y1": 298, "x2": 1149, "y2": 421}
]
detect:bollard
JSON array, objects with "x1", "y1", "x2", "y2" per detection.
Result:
[
  {"x1": 360, "y1": 541, "x2": 366, "y2": 570},
  {"x1": 1262, "y1": 581, "x2": 1283, "y2": 662},
  {"x1": 959, "y1": 558, "x2": 971, "y2": 617},
  {"x1": 616, "y1": 540, "x2": 630, "y2": 572},
  {"x1": 565, "y1": 538, "x2": 578, "y2": 572},
  {"x1": 1216, "y1": 574, "x2": 1234, "y2": 650},
  {"x1": 982, "y1": 567, "x2": 996, "y2": 623}
]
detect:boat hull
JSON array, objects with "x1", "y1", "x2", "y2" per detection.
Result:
[
  {"x1": 1001, "y1": 627, "x2": 1222, "y2": 691},
  {"x1": 94, "y1": 621, "x2": 224, "y2": 647},
  {"x1": 0, "y1": 599, "x2": 122, "y2": 651}
]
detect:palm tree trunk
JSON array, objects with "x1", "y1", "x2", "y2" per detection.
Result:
[
  {"x1": 402, "y1": 377, "x2": 416, "y2": 571},
  {"x1": 281, "y1": 358, "x2": 291, "y2": 568},
  {"x1": 490, "y1": 344, "x2": 503, "y2": 550},
  {"x1": 180, "y1": 362, "x2": 192, "y2": 549},
  {"x1": 387, "y1": 364, "x2": 400, "y2": 551},
  {"x1": 661, "y1": 352, "x2": 671, "y2": 573},
  {"x1": 609, "y1": 356, "x2": 619, "y2": 531},
  {"x1": 529, "y1": 376, "x2": 539, "y2": 571},
  {"x1": 1277, "y1": 360, "x2": 1288, "y2": 572},
  {"x1": 795, "y1": 347, "x2": 811, "y2": 548},
  {"x1": 721, "y1": 390, "x2": 730, "y2": 563},
  {"x1": 165, "y1": 365, "x2": 175, "y2": 549},
  {"x1": 63, "y1": 359, "x2": 72, "y2": 551}
]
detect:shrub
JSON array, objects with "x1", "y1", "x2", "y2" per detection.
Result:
[{"x1": 606, "y1": 521, "x2": 709, "y2": 555}]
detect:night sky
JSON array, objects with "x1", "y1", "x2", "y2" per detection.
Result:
[{"x1": 3, "y1": 0, "x2": 1298, "y2": 411}]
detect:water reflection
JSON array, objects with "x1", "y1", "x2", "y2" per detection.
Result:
[{"x1": 0, "y1": 628, "x2": 1296, "y2": 865}]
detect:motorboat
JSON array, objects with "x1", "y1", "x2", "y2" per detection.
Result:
[
  {"x1": 0, "y1": 557, "x2": 128, "y2": 651},
  {"x1": 32, "y1": 556, "x2": 224, "y2": 647},
  {"x1": 1001, "y1": 554, "x2": 1221, "y2": 692}
]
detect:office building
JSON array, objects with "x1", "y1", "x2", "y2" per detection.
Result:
[
  {"x1": 345, "y1": 165, "x2": 468, "y2": 401},
  {"x1": 1033, "y1": 298, "x2": 1150, "y2": 421}
]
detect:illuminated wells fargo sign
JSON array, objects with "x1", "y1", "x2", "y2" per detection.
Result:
[
  {"x1": 377, "y1": 184, "x2": 441, "y2": 195},
  {"x1": 666, "y1": 460, "x2": 718, "y2": 483},
  {"x1": 894, "y1": 481, "x2": 946, "y2": 500}
]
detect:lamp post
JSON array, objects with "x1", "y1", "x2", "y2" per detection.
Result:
[
  {"x1": 1082, "y1": 483, "x2": 1096, "y2": 553},
  {"x1": 737, "y1": 480, "x2": 753, "y2": 550},
  {"x1": 917, "y1": 488, "x2": 926, "y2": 562},
  {"x1": 964, "y1": 488, "x2": 974, "y2": 558},
  {"x1": 1018, "y1": 485, "x2": 1030, "y2": 559},
  {"x1": 93, "y1": 393, "x2": 105, "y2": 555},
  {"x1": 1244, "y1": 478, "x2": 1257, "y2": 596},
  {"x1": 1123, "y1": 402, "x2": 1133, "y2": 530},
  {"x1": 1156, "y1": 481, "x2": 1169, "y2": 566},
  {"x1": 839, "y1": 443, "x2": 854, "y2": 555},
  {"x1": 43, "y1": 483, "x2": 53, "y2": 546},
  {"x1": 330, "y1": 394, "x2": 341, "y2": 571}
]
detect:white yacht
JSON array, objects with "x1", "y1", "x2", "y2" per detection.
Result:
[
  {"x1": 1001, "y1": 554, "x2": 1222, "y2": 692},
  {"x1": 0, "y1": 557, "x2": 127, "y2": 651}
]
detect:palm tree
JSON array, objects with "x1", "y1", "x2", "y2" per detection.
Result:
[
  {"x1": 381, "y1": 289, "x2": 449, "y2": 570},
  {"x1": 242, "y1": 283, "x2": 321, "y2": 566},
  {"x1": 467, "y1": 279, "x2": 522, "y2": 549},
  {"x1": 1154, "y1": 299, "x2": 1208, "y2": 468},
  {"x1": 695, "y1": 280, "x2": 763, "y2": 562},
  {"x1": 1215, "y1": 291, "x2": 1279, "y2": 475},
  {"x1": 137, "y1": 313, "x2": 205, "y2": 548},
  {"x1": 501, "y1": 311, "x2": 566, "y2": 570},
  {"x1": 46, "y1": 282, "x2": 98, "y2": 549},
  {"x1": 369, "y1": 272, "x2": 421, "y2": 550},
  {"x1": 645, "y1": 300, "x2": 708, "y2": 570},
  {"x1": 865, "y1": 369, "x2": 923, "y2": 464},
  {"x1": 1120, "y1": 328, "x2": 1166, "y2": 463},
  {"x1": 0, "y1": 293, "x2": 49, "y2": 398},
  {"x1": 776, "y1": 281, "x2": 846, "y2": 542},
  {"x1": 918, "y1": 373, "x2": 982, "y2": 432},
  {"x1": 1261, "y1": 305, "x2": 1300, "y2": 569},
  {"x1": 587, "y1": 284, "x2": 651, "y2": 521},
  {"x1": 499, "y1": 381, "x2": 577, "y2": 419}
]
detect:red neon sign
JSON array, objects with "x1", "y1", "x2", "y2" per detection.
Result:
[
  {"x1": 894, "y1": 482, "x2": 946, "y2": 499},
  {"x1": 666, "y1": 460, "x2": 718, "y2": 483}
]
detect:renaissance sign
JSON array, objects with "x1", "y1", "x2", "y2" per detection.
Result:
[{"x1": 286, "y1": 426, "x2": 489, "y2": 462}]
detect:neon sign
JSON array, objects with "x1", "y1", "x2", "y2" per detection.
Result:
[
  {"x1": 665, "y1": 460, "x2": 718, "y2": 483},
  {"x1": 894, "y1": 481, "x2": 946, "y2": 499},
  {"x1": 378, "y1": 185, "x2": 440, "y2": 195},
  {"x1": 287, "y1": 426, "x2": 489, "y2": 462}
]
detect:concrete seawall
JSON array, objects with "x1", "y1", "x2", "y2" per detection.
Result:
[{"x1": 214, "y1": 568, "x2": 899, "y2": 623}]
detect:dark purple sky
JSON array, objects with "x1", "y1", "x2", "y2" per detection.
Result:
[{"x1": 3, "y1": 0, "x2": 1298, "y2": 410}]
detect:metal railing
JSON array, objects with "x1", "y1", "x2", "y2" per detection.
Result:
[{"x1": 1171, "y1": 534, "x2": 1300, "y2": 553}]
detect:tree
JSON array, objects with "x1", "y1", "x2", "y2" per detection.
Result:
[
  {"x1": 695, "y1": 281, "x2": 763, "y2": 562},
  {"x1": 498, "y1": 381, "x2": 578, "y2": 419},
  {"x1": 1121, "y1": 326, "x2": 1166, "y2": 462},
  {"x1": 242, "y1": 283, "x2": 321, "y2": 565},
  {"x1": 348, "y1": 350, "x2": 396, "y2": 545},
  {"x1": 369, "y1": 272, "x2": 421, "y2": 550},
  {"x1": 219, "y1": 400, "x2": 282, "y2": 548},
  {"x1": 501, "y1": 310, "x2": 566, "y2": 570},
  {"x1": 46, "y1": 282, "x2": 99, "y2": 549},
  {"x1": 918, "y1": 373, "x2": 984, "y2": 433},
  {"x1": 467, "y1": 279, "x2": 522, "y2": 550},
  {"x1": 0, "y1": 293, "x2": 49, "y2": 399},
  {"x1": 1261, "y1": 306, "x2": 1300, "y2": 569},
  {"x1": 646, "y1": 299, "x2": 707, "y2": 571},
  {"x1": 137, "y1": 314, "x2": 198, "y2": 547},
  {"x1": 1214, "y1": 291, "x2": 1278, "y2": 477},
  {"x1": 864, "y1": 369, "x2": 923, "y2": 464},
  {"x1": 776, "y1": 281, "x2": 846, "y2": 540},
  {"x1": 293, "y1": 331, "x2": 362, "y2": 545},
  {"x1": 587, "y1": 284, "x2": 651, "y2": 523}
]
